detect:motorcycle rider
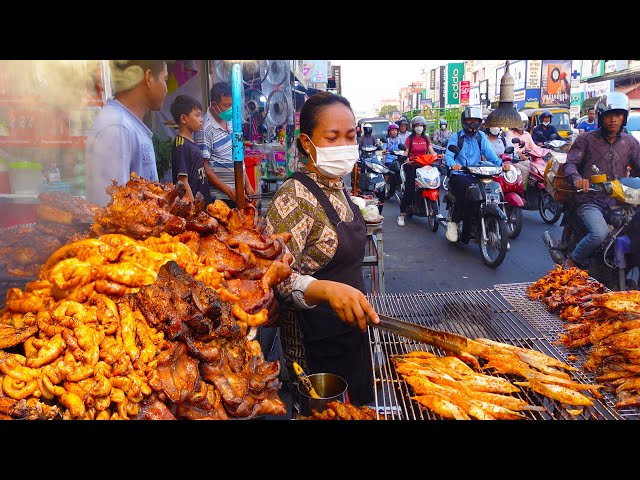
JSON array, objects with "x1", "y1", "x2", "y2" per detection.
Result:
[
  {"x1": 432, "y1": 118, "x2": 453, "y2": 147},
  {"x1": 358, "y1": 123, "x2": 377, "y2": 149},
  {"x1": 532, "y1": 110, "x2": 560, "y2": 147},
  {"x1": 562, "y1": 92, "x2": 640, "y2": 268},
  {"x1": 382, "y1": 122, "x2": 401, "y2": 198},
  {"x1": 397, "y1": 116, "x2": 411, "y2": 145},
  {"x1": 505, "y1": 111, "x2": 547, "y2": 189},
  {"x1": 397, "y1": 115, "x2": 441, "y2": 226},
  {"x1": 444, "y1": 106, "x2": 510, "y2": 243}
]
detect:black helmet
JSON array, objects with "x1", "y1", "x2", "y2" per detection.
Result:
[
  {"x1": 540, "y1": 110, "x2": 553, "y2": 123},
  {"x1": 460, "y1": 106, "x2": 483, "y2": 134},
  {"x1": 397, "y1": 118, "x2": 408, "y2": 126},
  {"x1": 595, "y1": 91, "x2": 630, "y2": 127},
  {"x1": 411, "y1": 115, "x2": 426, "y2": 128},
  {"x1": 439, "y1": 118, "x2": 448, "y2": 127},
  {"x1": 363, "y1": 123, "x2": 373, "y2": 135}
]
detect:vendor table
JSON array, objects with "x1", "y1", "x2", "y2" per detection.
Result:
[
  {"x1": 363, "y1": 222, "x2": 384, "y2": 294},
  {"x1": 366, "y1": 286, "x2": 639, "y2": 420}
]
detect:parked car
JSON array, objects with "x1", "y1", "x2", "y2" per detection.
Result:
[{"x1": 520, "y1": 107, "x2": 574, "y2": 141}]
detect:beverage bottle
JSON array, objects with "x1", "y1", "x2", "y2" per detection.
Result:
[{"x1": 48, "y1": 162, "x2": 61, "y2": 183}]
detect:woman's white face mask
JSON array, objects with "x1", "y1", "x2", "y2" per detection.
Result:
[
  {"x1": 305, "y1": 136, "x2": 359, "y2": 179},
  {"x1": 489, "y1": 127, "x2": 501, "y2": 136}
]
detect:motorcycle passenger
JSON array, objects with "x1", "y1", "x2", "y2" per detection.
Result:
[
  {"x1": 432, "y1": 118, "x2": 453, "y2": 147},
  {"x1": 358, "y1": 123, "x2": 377, "y2": 150},
  {"x1": 505, "y1": 111, "x2": 547, "y2": 189},
  {"x1": 397, "y1": 115, "x2": 441, "y2": 227},
  {"x1": 562, "y1": 92, "x2": 640, "y2": 269},
  {"x1": 444, "y1": 106, "x2": 510, "y2": 244},
  {"x1": 397, "y1": 116, "x2": 411, "y2": 145},
  {"x1": 382, "y1": 122, "x2": 401, "y2": 198},
  {"x1": 532, "y1": 110, "x2": 560, "y2": 147},
  {"x1": 485, "y1": 126, "x2": 508, "y2": 156}
]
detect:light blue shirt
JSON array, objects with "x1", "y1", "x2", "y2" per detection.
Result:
[
  {"x1": 85, "y1": 98, "x2": 158, "y2": 206},
  {"x1": 445, "y1": 130, "x2": 502, "y2": 173}
]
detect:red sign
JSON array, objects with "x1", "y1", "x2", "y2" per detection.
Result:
[{"x1": 460, "y1": 81, "x2": 470, "y2": 103}]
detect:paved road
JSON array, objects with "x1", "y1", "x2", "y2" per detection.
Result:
[{"x1": 366, "y1": 192, "x2": 564, "y2": 293}]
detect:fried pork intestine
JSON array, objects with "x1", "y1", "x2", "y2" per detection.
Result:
[{"x1": 0, "y1": 292, "x2": 169, "y2": 419}]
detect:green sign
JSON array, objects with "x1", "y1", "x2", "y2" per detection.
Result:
[{"x1": 447, "y1": 62, "x2": 465, "y2": 106}]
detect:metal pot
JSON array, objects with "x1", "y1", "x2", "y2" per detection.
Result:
[{"x1": 296, "y1": 373, "x2": 348, "y2": 417}]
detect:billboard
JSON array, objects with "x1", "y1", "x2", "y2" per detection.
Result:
[
  {"x1": 302, "y1": 60, "x2": 328, "y2": 83},
  {"x1": 526, "y1": 60, "x2": 542, "y2": 89},
  {"x1": 479, "y1": 79, "x2": 489, "y2": 108},
  {"x1": 446, "y1": 62, "x2": 464, "y2": 106},
  {"x1": 331, "y1": 65, "x2": 341, "y2": 94},
  {"x1": 581, "y1": 60, "x2": 604, "y2": 80},
  {"x1": 540, "y1": 60, "x2": 571, "y2": 107},
  {"x1": 495, "y1": 60, "x2": 526, "y2": 96}
]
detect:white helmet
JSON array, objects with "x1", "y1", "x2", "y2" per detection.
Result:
[{"x1": 518, "y1": 111, "x2": 529, "y2": 130}]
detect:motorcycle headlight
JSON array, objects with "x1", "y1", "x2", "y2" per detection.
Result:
[
  {"x1": 503, "y1": 168, "x2": 518, "y2": 184},
  {"x1": 365, "y1": 161, "x2": 386, "y2": 174},
  {"x1": 468, "y1": 166, "x2": 501, "y2": 176}
]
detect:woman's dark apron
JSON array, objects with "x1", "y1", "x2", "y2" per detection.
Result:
[{"x1": 280, "y1": 172, "x2": 374, "y2": 406}]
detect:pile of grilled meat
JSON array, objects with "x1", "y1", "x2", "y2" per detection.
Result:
[{"x1": 0, "y1": 174, "x2": 293, "y2": 419}]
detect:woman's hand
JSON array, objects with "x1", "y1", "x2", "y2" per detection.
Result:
[
  {"x1": 502, "y1": 163, "x2": 511, "y2": 171},
  {"x1": 305, "y1": 280, "x2": 379, "y2": 332}
]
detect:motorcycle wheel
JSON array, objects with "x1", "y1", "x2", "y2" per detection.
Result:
[
  {"x1": 505, "y1": 204, "x2": 523, "y2": 239},
  {"x1": 426, "y1": 199, "x2": 439, "y2": 232},
  {"x1": 539, "y1": 192, "x2": 562, "y2": 224},
  {"x1": 479, "y1": 214, "x2": 508, "y2": 268}
]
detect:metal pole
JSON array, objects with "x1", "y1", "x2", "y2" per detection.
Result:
[{"x1": 231, "y1": 63, "x2": 245, "y2": 209}]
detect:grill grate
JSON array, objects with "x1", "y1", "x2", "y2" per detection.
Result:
[
  {"x1": 495, "y1": 282, "x2": 640, "y2": 420},
  {"x1": 367, "y1": 288, "x2": 628, "y2": 420}
]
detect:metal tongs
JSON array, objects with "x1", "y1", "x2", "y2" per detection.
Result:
[{"x1": 369, "y1": 313, "x2": 468, "y2": 356}]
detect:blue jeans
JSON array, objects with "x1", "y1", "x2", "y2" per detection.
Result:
[{"x1": 571, "y1": 204, "x2": 609, "y2": 265}]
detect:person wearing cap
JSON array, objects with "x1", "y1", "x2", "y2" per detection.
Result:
[
  {"x1": 532, "y1": 110, "x2": 560, "y2": 146},
  {"x1": 562, "y1": 92, "x2": 640, "y2": 269},
  {"x1": 505, "y1": 111, "x2": 547, "y2": 189},
  {"x1": 85, "y1": 60, "x2": 169, "y2": 207},
  {"x1": 382, "y1": 122, "x2": 401, "y2": 198}
]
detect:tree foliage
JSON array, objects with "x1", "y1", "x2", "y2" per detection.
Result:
[{"x1": 378, "y1": 104, "x2": 399, "y2": 117}]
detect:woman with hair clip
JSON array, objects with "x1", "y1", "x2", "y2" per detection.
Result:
[{"x1": 263, "y1": 91, "x2": 380, "y2": 408}]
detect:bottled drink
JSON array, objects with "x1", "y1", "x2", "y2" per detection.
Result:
[{"x1": 48, "y1": 163, "x2": 61, "y2": 183}]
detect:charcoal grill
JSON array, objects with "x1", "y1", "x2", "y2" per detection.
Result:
[{"x1": 367, "y1": 287, "x2": 634, "y2": 420}]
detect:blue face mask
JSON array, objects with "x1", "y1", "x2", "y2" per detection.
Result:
[{"x1": 215, "y1": 103, "x2": 233, "y2": 122}]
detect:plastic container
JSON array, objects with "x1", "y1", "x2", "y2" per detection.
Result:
[
  {"x1": 8, "y1": 161, "x2": 43, "y2": 195},
  {"x1": 0, "y1": 158, "x2": 10, "y2": 193},
  {"x1": 38, "y1": 181, "x2": 73, "y2": 194}
]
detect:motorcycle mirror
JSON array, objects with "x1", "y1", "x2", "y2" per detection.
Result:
[
  {"x1": 398, "y1": 144, "x2": 407, "y2": 151},
  {"x1": 511, "y1": 138, "x2": 520, "y2": 144},
  {"x1": 505, "y1": 146, "x2": 515, "y2": 154},
  {"x1": 448, "y1": 145, "x2": 460, "y2": 154}
]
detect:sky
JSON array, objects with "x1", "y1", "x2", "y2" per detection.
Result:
[{"x1": 331, "y1": 60, "x2": 463, "y2": 115}]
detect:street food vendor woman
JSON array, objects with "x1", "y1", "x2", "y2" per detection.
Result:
[{"x1": 264, "y1": 92, "x2": 380, "y2": 406}]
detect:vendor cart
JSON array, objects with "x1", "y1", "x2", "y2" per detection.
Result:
[{"x1": 366, "y1": 284, "x2": 640, "y2": 420}]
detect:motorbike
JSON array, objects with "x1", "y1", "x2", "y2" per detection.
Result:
[
  {"x1": 432, "y1": 144, "x2": 449, "y2": 190},
  {"x1": 437, "y1": 145, "x2": 510, "y2": 268},
  {"x1": 542, "y1": 178, "x2": 640, "y2": 291},
  {"x1": 354, "y1": 143, "x2": 389, "y2": 213},
  {"x1": 383, "y1": 144, "x2": 408, "y2": 201},
  {"x1": 514, "y1": 135, "x2": 569, "y2": 225},
  {"x1": 393, "y1": 152, "x2": 442, "y2": 232},
  {"x1": 495, "y1": 145, "x2": 525, "y2": 239}
]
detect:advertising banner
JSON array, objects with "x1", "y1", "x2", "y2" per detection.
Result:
[
  {"x1": 430, "y1": 69, "x2": 436, "y2": 90},
  {"x1": 581, "y1": 60, "x2": 604, "y2": 80},
  {"x1": 469, "y1": 86, "x2": 480, "y2": 106},
  {"x1": 460, "y1": 80, "x2": 470, "y2": 103},
  {"x1": 524, "y1": 89, "x2": 540, "y2": 109},
  {"x1": 479, "y1": 79, "x2": 489, "y2": 107},
  {"x1": 446, "y1": 62, "x2": 464, "y2": 106},
  {"x1": 540, "y1": 60, "x2": 571, "y2": 107},
  {"x1": 438, "y1": 66, "x2": 445, "y2": 108},
  {"x1": 330, "y1": 65, "x2": 341, "y2": 94},
  {"x1": 495, "y1": 60, "x2": 526, "y2": 95},
  {"x1": 526, "y1": 60, "x2": 542, "y2": 89},
  {"x1": 302, "y1": 61, "x2": 328, "y2": 83}
]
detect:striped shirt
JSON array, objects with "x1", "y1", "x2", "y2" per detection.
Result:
[{"x1": 194, "y1": 108, "x2": 245, "y2": 201}]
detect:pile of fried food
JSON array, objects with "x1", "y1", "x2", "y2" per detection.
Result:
[
  {"x1": 394, "y1": 335, "x2": 605, "y2": 419},
  {"x1": 527, "y1": 265, "x2": 640, "y2": 410},
  {"x1": 298, "y1": 400, "x2": 378, "y2": 420},
  {"x1": 0, "y1": 174, "x2": 294, "y2": 419},
  {"x1": 0, "y1": 192, "x2": 100, "y2": 278}
]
